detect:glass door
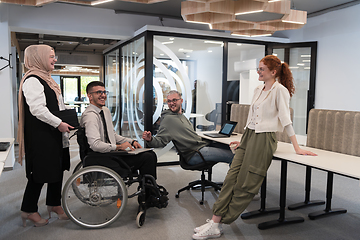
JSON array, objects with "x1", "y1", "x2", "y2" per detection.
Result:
[{"x1": 268, "y1": 42, "x2": 317, "y2": 144}]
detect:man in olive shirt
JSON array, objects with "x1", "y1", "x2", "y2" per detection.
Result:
[{"x1": 143, "y1": 90, "x2": 233, "y2": 165}]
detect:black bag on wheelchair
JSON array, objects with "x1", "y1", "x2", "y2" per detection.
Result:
[{"x1": 138, "y1": 176, "x2": 169, "y2": 209}]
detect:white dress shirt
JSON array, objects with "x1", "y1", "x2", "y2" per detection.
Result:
[{"x1": 80, "y1": 103, "x2": 133, "y2": 153}]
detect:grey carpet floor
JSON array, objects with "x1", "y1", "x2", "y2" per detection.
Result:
[{"x1": 1, "y1": 137, "x2": 360, "y2": 240}]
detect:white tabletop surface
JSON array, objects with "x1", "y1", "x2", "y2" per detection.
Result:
[
  {"x1": 0, "y1": 138, "x2": 14, "y2": 163},
  {"x1": 0, "y1": 138, "x2": 15, "y2": 176},
  {"x1": 198, "y1": 131, "x2": 360, "y2": 180}
]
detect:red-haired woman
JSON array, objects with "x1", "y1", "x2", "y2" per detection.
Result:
[{"x1": 192, "y1": 55, "x2": 317, "y2": 239}]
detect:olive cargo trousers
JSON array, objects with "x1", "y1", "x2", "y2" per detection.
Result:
[{"x1": 212, "y1": 128, "x2": 277, "y2": 224}]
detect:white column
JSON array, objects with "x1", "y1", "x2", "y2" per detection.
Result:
[{"x1": 0, "y1": 4, "x2": 15, "y2": 169}]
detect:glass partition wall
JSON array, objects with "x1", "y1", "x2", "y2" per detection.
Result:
[{"x1": 104, "y1": 31, "x2": 317, "y2": 164}]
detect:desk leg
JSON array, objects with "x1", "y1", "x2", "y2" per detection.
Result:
[
  {"x1": 241, "y1": 176, "x2": 280, "y2": 219},
  {"x1": 308, "y1": 172, "x2": 347, "y2": 220},
  {"x1": 288, "y1": 166, "x2": 325, "y2": 210},
  {"x1": 258, "y1": 160, "x2": 304, "y2": 230}
]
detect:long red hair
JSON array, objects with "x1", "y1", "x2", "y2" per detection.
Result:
[{"x1": 260, "y1": 55, "x2": 295, "y2": 97}]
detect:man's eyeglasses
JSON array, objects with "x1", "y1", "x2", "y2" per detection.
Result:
[
  {"x1": 256, "y1": 67, "x2": 265, "y2": 72},
  {"x1": 167, "y1": 98, "x2": 180, "y2": 104},
  {"x1": 90, "y1": 90, "x2": 109, "y2": 95},
  {"x1": 50, "y1": 56, "x2": 58, "y2": 60}
]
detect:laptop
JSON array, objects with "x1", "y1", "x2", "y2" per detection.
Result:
[
  {"x1": 203, "y1": 121, "x2": 237, "y2": 138},
  {"x1": 114, "y1": 148, "x2": 154, "y2": 155}
]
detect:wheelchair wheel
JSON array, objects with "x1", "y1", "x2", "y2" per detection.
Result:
[
  {"x1": 73, "y1": 161, "x2": 83, "y2": 174},
  {"x1": 62, "y1": 166, "x2": 128, "y2": 229}
]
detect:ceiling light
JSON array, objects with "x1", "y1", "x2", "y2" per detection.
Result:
[
  {"x1": 297, "y1": 63, "x2": 305, "y2": 66},
  {"x1": 273, "y1": 53, "x2": 278, "y2": 56},
  {"x1": 302, "y1": 60, "x2": 310, "y2": 62},
  {"x1": 237, "y1": 44, "x2": 242, "y2": 46},
  {"x1": 91, "y1": 0, "x2": 114, "y2": 6},
  {"x1": 169, "y1": 38, "x2": 174, "y2": 40},
  {"x1": 304, "y1": 67, "x2": 311, "y2": 70},
  {"x1": 235, "y1": 10, "x2": 263, "y2": 16},
  {"x1": 160, "y1": 53, "x2": 164, "y2": 56},
  {"x1": 208, "y1": 50, "x2": 212, "y2": 53},
  {"x1": 250, "y1": 34, "x2": 272, "y2": 37},
  {"x1": 179, "y1": 48, "x2": 193, "y2": 53},
  {"x1": 301, "y1": 55, "x2": 311, "y2": 58},
  {"x1": 282, "y1": 20, "x2": 305, "y2": 25},
  {"x1": 186, "y1": 55, "x2": 190, "y2": 58},
  {"x1": 162, "y1": 41, "x2": 173, "y2": 45},
  {"x1": 231, "y1": 33, "x2": 250, "y2": 37}
]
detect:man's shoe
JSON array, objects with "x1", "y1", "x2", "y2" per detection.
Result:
[{"x1": 192, "y1": 220, "x2": 222, "y2": 240}]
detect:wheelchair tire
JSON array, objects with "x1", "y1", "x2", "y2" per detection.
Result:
[
  {"x1": 62, "y1": 166, "x2": 128, "y2": 229},
  {"x1": 136, "y1": 211, "x2": 146, "y2": 228},
  {"x1": 73, "y1": 161, "x2": 83, "y2": 174}
]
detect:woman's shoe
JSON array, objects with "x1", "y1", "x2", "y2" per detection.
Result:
[
  {"x1": 21, "y1": 212, "x2": 48, "y2": 227},
  {"x1": 47, "y1": 206, "x2": 69, "y2": 220}
]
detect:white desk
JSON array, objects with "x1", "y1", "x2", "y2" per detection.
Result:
[
  {"x1": 198, "y1": 131, "x2": 360, "y2": 229},
  {"x1": 0, "y1": 138, "x2": 15, "y2": 176}
]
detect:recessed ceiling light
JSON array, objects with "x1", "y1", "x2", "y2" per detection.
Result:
[
  {"x1": 91, "y1": 0, "x2": 113, "y2": 6},
  {"x1": 302, "y1": 60, "x2": 311, "y2": 62},
  {"x1": 208, "y1": 50, "x2": 212, "y2": 53},
  {"x1": 301, "y1": 55, "x2": 311, "y2": 58},
  {"x1": 186, "y1": 55, "x2": 190, "y2": 58},
  {"x1": 297, "y1": 63, "x2": 305, "y2": 66},
  {"x1": 162, "y1": 41, "x2": 173, "y2": 45},
  {"x1": 179, "y1": 48, "x2": 193, "y2": 53},
  {"x1": 169, "y1": 38, "x2": 174, "y2": 40},
  {"x1": 237, "y1": 44, "x2": 242, "y2": 46}
]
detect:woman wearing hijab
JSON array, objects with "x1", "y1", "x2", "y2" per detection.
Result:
[{"x1": 18, "y1": 45, "x2": 73, "y2": 227}]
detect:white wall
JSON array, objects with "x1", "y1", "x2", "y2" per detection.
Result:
[
  {"x1": 0, "y1": 4, "x2": 15, "y2": 167},
  {"x1": 281, "y1": 5, "x2": 360, "y2": 111},
  {"x1": 5, "y1": 3, "x2": 210, "y2": 40}
]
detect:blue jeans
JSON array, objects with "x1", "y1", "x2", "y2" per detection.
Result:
[{"x1": 187, "y1": 142, "x2": 234, "y2": 166}]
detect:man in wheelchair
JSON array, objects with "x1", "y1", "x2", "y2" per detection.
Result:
[{"x1": 80, "y1": 81, "x2": 168, "y2": 211}]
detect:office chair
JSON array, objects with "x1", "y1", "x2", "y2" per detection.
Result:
[{"x1": 173, "y1": 141, "x2": 221, "y2": 205}]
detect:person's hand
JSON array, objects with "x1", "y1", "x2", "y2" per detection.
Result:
[
  {"x1": 229, "y1": 141, "x2": 240, "y2": 149},
  {"x1": 142, "y1": 131, "x2": 152, "y2": 141},
  {"x1": 295, "y1": 148, "x2": 317, "y2": 156},
  {"x1": 58, "y1": 122, "x2": 74, "y2": 133},
  {"x1": 116, "y1": 142, "x2": 134, "y2": 151},
  {"x1": 132, "y1": 141, "x2": 142, "y2": 149}
]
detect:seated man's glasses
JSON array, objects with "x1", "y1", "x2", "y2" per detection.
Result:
[
  {"x1": 90, "y1": 90, "x2": 109, "y2": 95},
  {"x1": 167, "y1": 98, "x2": 180, "y2": 104}
]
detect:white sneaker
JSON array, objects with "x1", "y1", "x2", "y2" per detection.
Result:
[
  {"x1": 192, "y1": 220, "x2": 222, "y2": 240},
  {"x1": 194, "y1": 219, "x2": 223, "y2": 233}
]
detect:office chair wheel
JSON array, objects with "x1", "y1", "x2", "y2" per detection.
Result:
[
  {"x1": 175, "y1": 193, "x2": 179, "y2": 198},
  {"x1": 199, "y1": 201, "x2": 204, "y2": 205},
  {"x1": 62, "y1": 166, "x2": 128, "y2": 229},
  {"x1": 136, "y1": 211, "x2": 146, "y2": 228},
  {"x1": 73, "y1": 161, "x2": 83, "y2": 173}
]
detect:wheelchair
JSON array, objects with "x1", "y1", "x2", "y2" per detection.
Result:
[{"x1": 62, "y1": 128, "x2": 168, "y2": 229}]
